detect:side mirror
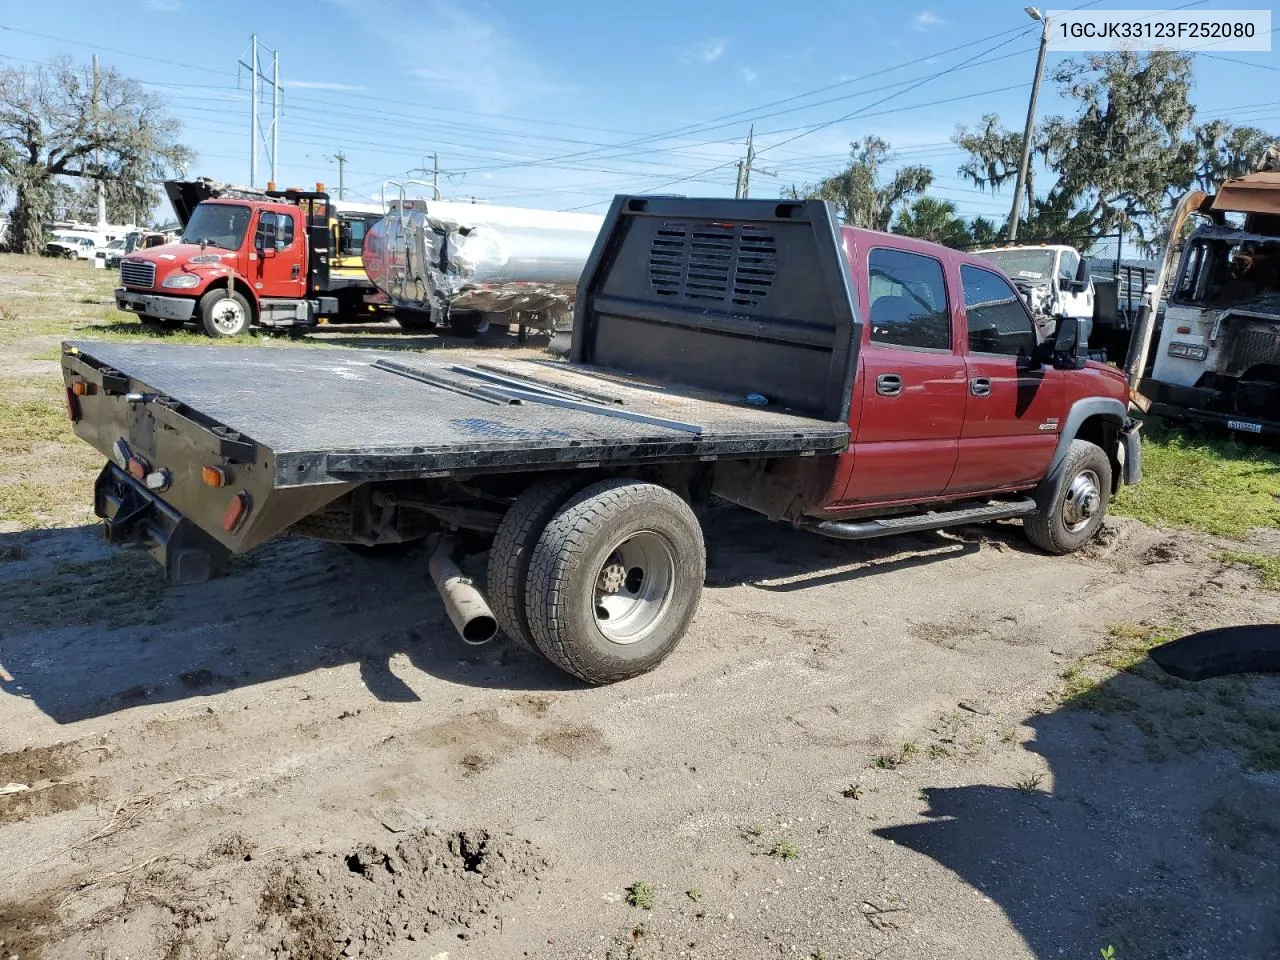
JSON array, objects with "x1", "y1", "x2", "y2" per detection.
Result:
[
  {"x1": 253, "y1": 230, "x2": 266, "y2": 253},
  {"x1": 1053, "y1": 315, "x2": 1080, "y2": 356},
  {"x1": 1075, "y1": 257, "x2": 1091, "y2": 285}
]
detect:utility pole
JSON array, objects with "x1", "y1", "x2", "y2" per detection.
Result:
[
  {"x1": 432, "y1": 152, "x2": 441, "y2": 201},
  {"x1": 735, "y1": 126, "x2": 776, "y2": 199},
  {"x1": 1007, "y1": 7, "x2": 1049, "y2": 242},
  {"x1": 238, "y1": 36, "x2": 280, "y2": 187},
  {"x1": 333, "y1": 152, "x2": 347, "y2": 200},
  {"x1": 271, "y1": 49, "x2": 280, "y2": 185}
]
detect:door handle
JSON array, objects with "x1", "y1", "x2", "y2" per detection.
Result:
[
  {"x1": 970, "y1": 377, "x2": 992, "y2": 398},
  {"x1": 876, "y1": 373, "x2": 903, "y2": 397},
  {"x1": 291, "y1": 264, "x2": 301, "y2": 280}
]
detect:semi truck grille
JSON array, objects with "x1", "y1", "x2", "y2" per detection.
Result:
[
  {"x1": 120, "y1": 260, "x2": 156, "y2": 289},
  {"x1": 1222, "y1": 324, "x2": 1280, "y2": 377},
  {"x1": 649, "y1": 221, "x2": 777, "y2": 307}
]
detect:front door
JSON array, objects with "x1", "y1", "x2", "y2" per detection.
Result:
[
  {"x1": 842, "y1": 246, "x2": 967, "y2": 504},
  {"x1": 251, "y1": 209, "x2": 305, "y2": 299},
  {"x1": 948, "y1": 263, "x2": 1063, "y2": 494}
]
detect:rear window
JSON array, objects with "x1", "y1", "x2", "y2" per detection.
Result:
[{"x1": 867, "y1": 248, "x2": 951, "y2": 350}]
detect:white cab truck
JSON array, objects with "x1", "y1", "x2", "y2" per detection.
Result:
[
  {"x1": 1129, "y1": 170, "x2": 1280, "y2": 439},
  {"x1": 973, "y1": 244, "x2": 1094, "y2": 342}
]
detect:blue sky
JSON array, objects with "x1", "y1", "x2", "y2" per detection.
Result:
[{"x1": 2, "y1": 1, "x2": 1278, "y2": 221}]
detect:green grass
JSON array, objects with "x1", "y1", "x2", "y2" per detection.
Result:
[
  {"x1": 1, "y1": 552, "x2": 169, "y2": 629},
  {"x1": 1112, "y1": 421, "x2": 1280, "y2": 538},
  {"x1": 1218, "y1": 550, "x2": 1280, "y2": 589},
  {"x1": 0, "y1": 392, "x2": 73, "y2": 454},
  {"x1": 624, "y1": 880, "x2": 654, "y2": 910},
  {"x1": 769, "y1": 840, "x2": 799, "y2": 861}
]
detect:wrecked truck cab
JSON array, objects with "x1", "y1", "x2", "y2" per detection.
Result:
[{"x1": 1141, "y1": 222, "x2": 1280, "y2": 438}]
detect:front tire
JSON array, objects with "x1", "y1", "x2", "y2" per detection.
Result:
[
  {"x1": 526, "y1": 479, "x2": 706, "y2": 684},
  {"x1": 1024, "y1": 439, "x2": 1112, "y2": 554},
  {"x1": 198, "y1": 289, "x2": 252, "y2": 337}
]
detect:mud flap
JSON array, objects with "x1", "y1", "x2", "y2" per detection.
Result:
[{"x1": 94, "y1": 463, "x2": 231, "y2": 585}]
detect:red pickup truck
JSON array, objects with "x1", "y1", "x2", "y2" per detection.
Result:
[{"x1": 63, "y1": 196, "x2": 1140, "y2": 684}]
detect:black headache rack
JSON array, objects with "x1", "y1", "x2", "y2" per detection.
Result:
[{"x1": 573, "y1": 196, "x2": 861, "y2": 422}]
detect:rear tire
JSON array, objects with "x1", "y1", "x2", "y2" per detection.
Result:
[
  {"x1": 448, "y1": 311, "x2": 488, "y2": 338},
  {"x1": 1024, "y1": 439, "x2": 1111, "y2": 554},
  {"x1": 487, "y1": 477, "x2": 587, "y2": 652},
  {"x1": 526, "y1": 479, "x2": 706, "y2": 684},
  {"x1": 198, "y1": 289, "x2": 252, "y2": 338},
  {"x1": 395, "y1": 307, "x2": 437, "y2": 331}
]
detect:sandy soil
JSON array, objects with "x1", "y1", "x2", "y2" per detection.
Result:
[{"x1": 1, "y1": 257, "x2": 1278, "y2": 960}]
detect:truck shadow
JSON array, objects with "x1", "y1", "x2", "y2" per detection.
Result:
[
  {"x1": 872, "y1": 666, "x2": 1280, "y2": 958},
  {"x1": 0, "y1": 527, "x2": 579, "y2": 724},
  {"x1": 0, "y1": 505, "x2": 1028, "y2": 724},
  {"x1": 701, "y1": 501, "x2": 1018, "y2": 591}
]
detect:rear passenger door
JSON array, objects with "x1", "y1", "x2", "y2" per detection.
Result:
[
  {"x1": 948, "y1": 264, "x2": 1063, "y2": 495},
  {"x1": 842, "y1": 247, "x2": 967, "y2": 504}
]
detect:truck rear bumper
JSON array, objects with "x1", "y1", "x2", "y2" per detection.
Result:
[
  {"x1": 115, "y1": 288, "x2": 196, "y2": 323},
  {"x1": 94, "y1": 463, "x2": 230, "y2": 584},
  {"x1": 1138, "y1": 377, "x2": 1280, "y2": 438}
]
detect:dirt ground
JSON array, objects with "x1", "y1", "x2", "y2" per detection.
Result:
[{"x1": 2, "y1": 257, "x2": 1279, "y2": 960}]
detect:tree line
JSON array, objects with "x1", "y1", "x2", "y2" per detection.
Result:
[
  {"x1": 0, "y1": 57, "x2": 191, "y2": 253},
  {"x1": 791, "y1": 51, "x2": 1276, "y2": 253}
]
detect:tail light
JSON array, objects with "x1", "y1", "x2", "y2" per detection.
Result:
[
  {"x1": 222, "y1": 491, "x2": 251, "y2": 532},
  {"x1": 202, "y1": 465, "x2": 229, "y2": 488},
  {"x1": 126, "y1": 455, "x2": 151, "y2": 480}
]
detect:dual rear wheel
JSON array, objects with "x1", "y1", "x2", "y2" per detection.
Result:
[{"x1": 487, "y1": 478, "x2": 706, "y2": 684}]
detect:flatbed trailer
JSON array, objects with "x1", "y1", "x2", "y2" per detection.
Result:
[{"x1": 63, "y1": 196, "x2": 1137, "y2": 684}]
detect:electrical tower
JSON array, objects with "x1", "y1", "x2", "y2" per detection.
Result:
[
  {"x1": 331, "y1": 152, "x2": 347, "y2": 200},
  {"x1": 238, "y1": 35, "x2": 280, "y2": 187}
]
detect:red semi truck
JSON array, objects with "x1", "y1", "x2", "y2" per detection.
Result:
[
  {"x1": 114, "y1": 181, "x2": 381, "y2": 337},
  {"x1": 63, "y1": 197, "x2": 1140, "y2": 684}
]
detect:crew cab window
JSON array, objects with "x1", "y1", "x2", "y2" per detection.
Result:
[
  {"x1": 961, "y1": 264, "x2": 1037, "y2": 357},
  {"x1": 867, "y1": 248, "x2": 950, "y2": 350}
]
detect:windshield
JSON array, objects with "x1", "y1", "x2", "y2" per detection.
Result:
[
  {"x1": 181, "y1": 203, "x2": 251, "y2": 250},
  {"x1": 974, "y1": 249, "x2": 1056, "y2": 282},
  {"x1": 107, "y1": 239, "x2": 124, "y2": 250},
  {"x1": 1173, "y1": 236, "x2": 1280, "y2": 308}
]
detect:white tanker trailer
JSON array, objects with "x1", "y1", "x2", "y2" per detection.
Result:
[{"x1": 362, "y1": 187, "x2": 605, "y2": 338}]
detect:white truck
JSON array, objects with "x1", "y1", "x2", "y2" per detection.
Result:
[
  {"x1": 1127, "y1": 168, "x2": 1280, "y2": 439},
  {"x1": 972, "y1": 244, "x2": 1094, "y2": 342}
]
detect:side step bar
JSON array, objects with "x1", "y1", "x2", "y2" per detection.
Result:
[{"x1": 801, "y1": 498, "x2": 1037, "y2": 541}]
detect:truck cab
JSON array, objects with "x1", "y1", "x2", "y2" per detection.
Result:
[
  {"x1": 115, "y1": 181, "x2": 373, "y2": 337},
  {"x1": 1139, "y1": 171, "x2": 1280, "y2": 439},
  {"x1": 972, "y1": 244, "x2": 1094, "y2": 341}
]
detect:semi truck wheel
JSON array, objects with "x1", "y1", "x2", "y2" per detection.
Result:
[
  {"x1": 198, "y1": 289, "x2": 251, "y2": 337},
  {"x1": 526, "y1": 479, "x2": 706, "y2": 684},
  {"x1": 1024, "y1": 439, "x2": 1112, "y2": 554},
  {"x1": 487, "y1": 477, "x2": 587, "y2": 652}
]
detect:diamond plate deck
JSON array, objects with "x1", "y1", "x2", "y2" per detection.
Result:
[{"x1": 65, "y1": 342, "x2": 849, "y2": 484}]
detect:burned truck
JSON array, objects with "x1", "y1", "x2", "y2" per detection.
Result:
[
  {"x1": 362, "y1": 191, "x2": 605, "y2": 338},
  {"x1": 1134, "y1": 170, "x2": 1280, "y2": 439}
]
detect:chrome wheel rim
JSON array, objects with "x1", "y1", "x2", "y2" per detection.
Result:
[
  {"x1": 210, "y1": 298, "x2": 246, "y2": 334},
  {"x1": 593, "y1": 531, "x2": 675, "y2": 645},
  {"x1": 1063, "y1": 468, "x2": 1102, "y2": 533}
]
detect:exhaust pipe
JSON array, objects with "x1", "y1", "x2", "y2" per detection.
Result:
[{"x1": 428, "y1": 537, "x2": 498, "y2": 645}]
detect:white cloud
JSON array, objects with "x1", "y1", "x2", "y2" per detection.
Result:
[
  {"x1": 913, "y1": 11, "x2": 944, "y2": 30},
  {"x1": 284, "y1": 80, "x2": 369, "y2": 92},
  {"x1": 678, "y1": 38, "x2": 728, "y2": 65},
  {"x1": 741, "y1": 67, "x2": 757, "y2": 84},
  {"x1": 324, "y1": 0, "x2": 568, "y2": 113}
]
